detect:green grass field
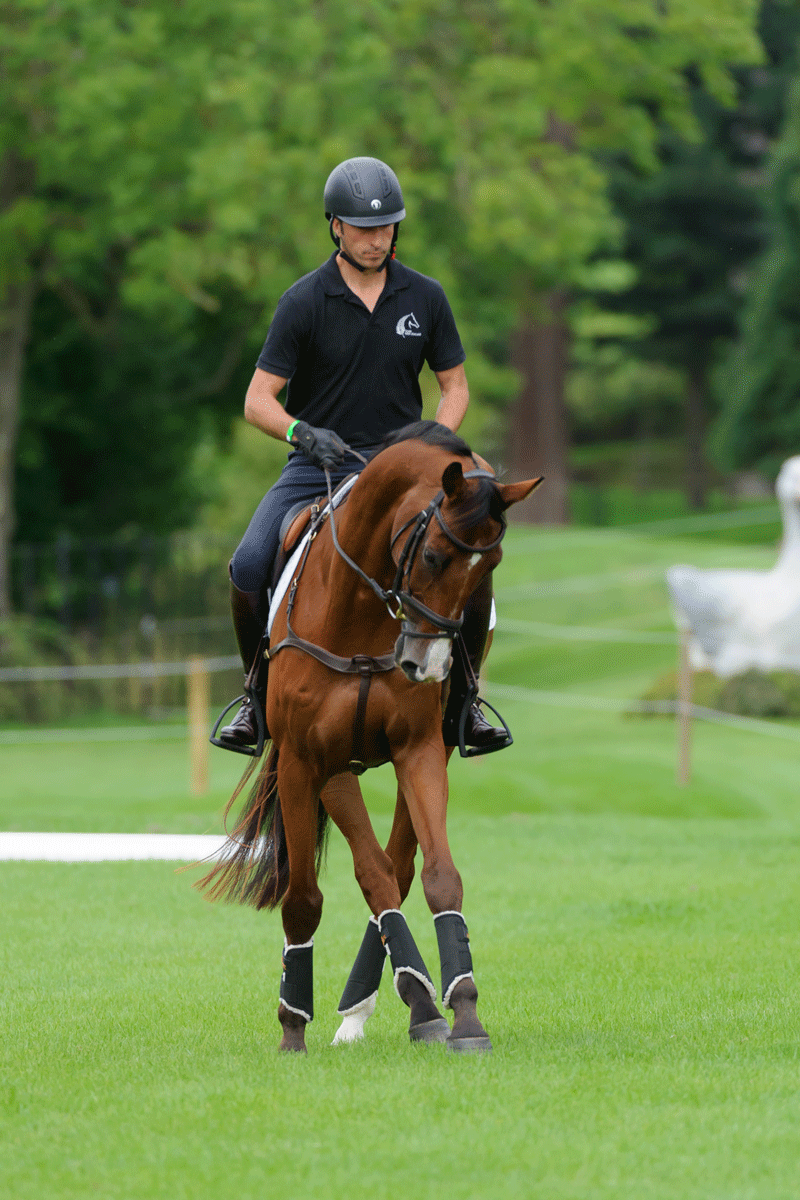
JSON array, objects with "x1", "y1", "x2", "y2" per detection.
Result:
[{"x1": 3, "y1": 523, "x2": 800, "y2": 1199}]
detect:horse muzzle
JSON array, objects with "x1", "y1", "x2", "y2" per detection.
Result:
[{"x1": 394, "y1": 630, "x2": 453, "y2": 683}]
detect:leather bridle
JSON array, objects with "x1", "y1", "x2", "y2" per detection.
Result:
[{"x1": 323, "y1": 463, "x2": 506, "y2": 639}]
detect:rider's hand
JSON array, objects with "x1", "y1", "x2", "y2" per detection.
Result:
[{"x1": 291, "y1": 421, "x2": 348, "y2": 470}]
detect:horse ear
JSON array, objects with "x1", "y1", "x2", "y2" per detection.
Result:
[
  {"x1": 495, "y1": 477, "x2": 544, "y2": 511},
  {"x1": 441, "y1": 461, "x2": 466, "y2": 499}
]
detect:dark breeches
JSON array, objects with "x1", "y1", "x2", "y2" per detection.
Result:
[{"x1": 230, "y1": 451, "x2": 367, "y2": 606}]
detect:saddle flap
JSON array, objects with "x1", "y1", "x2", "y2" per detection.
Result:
[
  {"x1": 280, "y1": 500, "x2": 316, "y2": 555},
  {"x1": 270, "y1": 500, "x2": 320, "y2": 596}
]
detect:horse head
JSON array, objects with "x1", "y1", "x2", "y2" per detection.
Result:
[{"x1": 389, "y1": 445, "x2": 542, "y2": 683}]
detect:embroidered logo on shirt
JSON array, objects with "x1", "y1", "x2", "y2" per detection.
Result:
[{"x1": 396, "y1": 313, "x2": 422, "y2": 338}]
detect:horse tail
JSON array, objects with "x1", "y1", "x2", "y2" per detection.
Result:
[{"x1": 194, "y1": 745, "x2": 331, "y2": 911}]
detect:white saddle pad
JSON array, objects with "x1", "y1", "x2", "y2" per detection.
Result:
[{"x1": 267, "y1": 473, "x2": 359, "y2": 636}]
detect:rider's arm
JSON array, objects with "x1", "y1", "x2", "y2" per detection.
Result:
[
  {"x1": 434, "y1": 363, "x2": 469, "y2": 432},
  {"x1": 243, "y1": 368, "x2": 294, "y2": 441}
]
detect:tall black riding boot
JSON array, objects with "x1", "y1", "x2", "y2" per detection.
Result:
[
  {"x1": 442, "y1": 574, "x2": 508, "y2": 750},
  {"x1": 218, "y1": 578, "x2": 269, "y2": 747}
]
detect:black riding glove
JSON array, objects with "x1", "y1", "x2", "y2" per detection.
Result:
[{"x1": 291, "y1": 420, "x2": 348, "y2": 471}]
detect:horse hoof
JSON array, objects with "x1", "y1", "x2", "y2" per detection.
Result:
[
  {"x1": 409, "y1": 1017, "x2": 450, "y2": 1043},
  {"x1": 446, "y1": 1035, "x2": 493, "y2": 1054}
]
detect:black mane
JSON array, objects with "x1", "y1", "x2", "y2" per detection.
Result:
[
  {"x1": 376, "y1": 421, "x2": 505, "y2": 533},
  {"x1": 376, "y1": 420, "x2": 473, "y2": 459}
]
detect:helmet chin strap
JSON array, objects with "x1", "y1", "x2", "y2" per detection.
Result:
[{"x1": 329, "y1": 217, "x2": 399, "y2": 273}]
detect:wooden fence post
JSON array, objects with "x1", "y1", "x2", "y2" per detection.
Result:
[
  {"x1": 187, "y1": 657, "x2": 210, "y2": 796},
  {"x1": 676, "y1": 630, "x2": 693, "y2": 786}
]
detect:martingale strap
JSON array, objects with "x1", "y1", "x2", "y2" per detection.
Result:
[{"x1": 349, "y1": 659, "x2": 375, "y2": 776}]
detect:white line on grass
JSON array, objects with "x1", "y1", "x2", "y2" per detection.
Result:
[{"x1": 0, "y1": 832, "x2": 227, "y2": 862}]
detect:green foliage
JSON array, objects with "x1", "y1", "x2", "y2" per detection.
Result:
[
  {"x1": 0, "y1": 614, "x2": 99, "y2": 722},
  {"x1": 3, "y1": 0, "x2": 764, "y2": 554},
  {"x1": 713, "y1": 92, "x2": 800, "y2": 473},
  {"x1": 641, "y1": 666, "x2": 800, "y2": 717}
]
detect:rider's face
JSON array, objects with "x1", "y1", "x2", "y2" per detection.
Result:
[{"x1": 334, "y1": 219, "x2": 394, "y2": 273}]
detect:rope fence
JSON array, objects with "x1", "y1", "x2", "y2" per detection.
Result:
[
  {"x1": 0, "y1": 656, "x2": 240, "y2": 795},
  {"x1": 3, "y1": 643, "x2": 800, "y2": 771},
  {"x1": 0, "y1": 655, "x2": 239, "y2": 683}
]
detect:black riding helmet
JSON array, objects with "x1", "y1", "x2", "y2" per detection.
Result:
[{"x1": 324, "y1": 156, "x2": 405, "y2": 270}]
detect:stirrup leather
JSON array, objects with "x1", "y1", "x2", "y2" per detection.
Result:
[{"x1": 451, "y1": 632, "x2": 513, "y2": 758}]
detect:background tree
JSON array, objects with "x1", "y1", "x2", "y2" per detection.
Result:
[
  {"x1": 0, "y1": 0, "x2": 303, "y2": 616},
  {"x1": 589, "y1": 0, "x2": 800, "y2": 509},
  {"x1": 713, "y1": 86, "x2": 800, "y2": 475},
  {"x1": 712, "y1": 2, "x2": 800, "y2": 477},
  {"x1": 594, "y1": 121, "x2": 765, "y2": 510},
  {"x1": 377, "y1": 0, "x2": 762, "y2": 521},
  {"x1": 3, "y1": 0, "x2": 764, "y2": 623}
]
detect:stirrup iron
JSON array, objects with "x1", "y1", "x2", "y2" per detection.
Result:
[
  {"x1": 210, "y1": 630, "x2": 269, "y2": 758},
  {"x1": 456, "y1": 683, "x2": 513, "y2": 758}
]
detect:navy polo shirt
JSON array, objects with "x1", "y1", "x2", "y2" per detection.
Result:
[{"x1": 256, "y1": 253, "x2": 466, "y2": 450}]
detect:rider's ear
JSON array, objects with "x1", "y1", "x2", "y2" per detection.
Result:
[
  {"x1": 496, "y1": 477, "x2": 544, "y2": 511},
  {"x1": 441, "y1": 461, "x2": 466, "y2": 500}
]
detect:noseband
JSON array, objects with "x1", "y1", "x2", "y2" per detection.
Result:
[{"x1": 325, "y1": 465, "x2": 506, "y2": 639}]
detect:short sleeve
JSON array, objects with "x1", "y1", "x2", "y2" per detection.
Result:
[
  {"x1": 426, "y1": 285, "x2": 466, "y2": 373},
  {"x1": 256, "y1": 292, "x2": 308, "y2": 379}
]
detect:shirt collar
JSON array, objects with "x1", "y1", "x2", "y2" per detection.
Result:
[{"x1": 319, "y1": 252, "x2": 411, "y2": 298}]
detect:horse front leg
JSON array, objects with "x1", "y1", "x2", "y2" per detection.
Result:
[
  {"x1": 394, "y1": 740, "x2": 492, "y2": 1053},
  {"x1": 326, "y1": 774, "x2": 447, "y2": 1045},
  {"x1": 275, "y1": 750, "x2": 326, "y2": 1054},
  {"x1": 333, "y1": 747, "x2": 461, "y2": 1043}
]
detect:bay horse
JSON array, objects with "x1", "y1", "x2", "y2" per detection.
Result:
[{"x1": 198, "y1": 422, "x2": 541, "y2": 1053}]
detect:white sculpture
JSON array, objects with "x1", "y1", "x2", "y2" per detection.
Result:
[{"x1": 667, "y1": 455, "x2": 800, "y2": 677}]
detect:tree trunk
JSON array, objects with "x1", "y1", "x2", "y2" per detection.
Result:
[
  {"x1": 0, "y1": 280, "x2": 35, "y2": 620},
  {"x1": 508, "y1": 290, "x2": 571, "y2": 524},
  {"x1": 685, "y1": 362, "x2": 708, "y2": 511}
]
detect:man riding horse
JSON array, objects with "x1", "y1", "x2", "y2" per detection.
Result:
[{"x1": 219, "y1": 156, "x2": 506, "y2": 751}]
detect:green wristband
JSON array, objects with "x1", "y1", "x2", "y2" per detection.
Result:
[{"x1": 285, "y1": 419, "x2": 300, "y2": 443}]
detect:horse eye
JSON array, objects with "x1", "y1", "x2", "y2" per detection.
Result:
[{"x1": 423, "y1": 547, "x2": 439, "y2": 571}]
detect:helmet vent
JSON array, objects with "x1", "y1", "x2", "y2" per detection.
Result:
[
  {"x1": 378, "y1": 166, "x2": 392, "y2": 197},
  {"x1": 345, "y1": 163, "x2": 364, "y2": 198}
]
